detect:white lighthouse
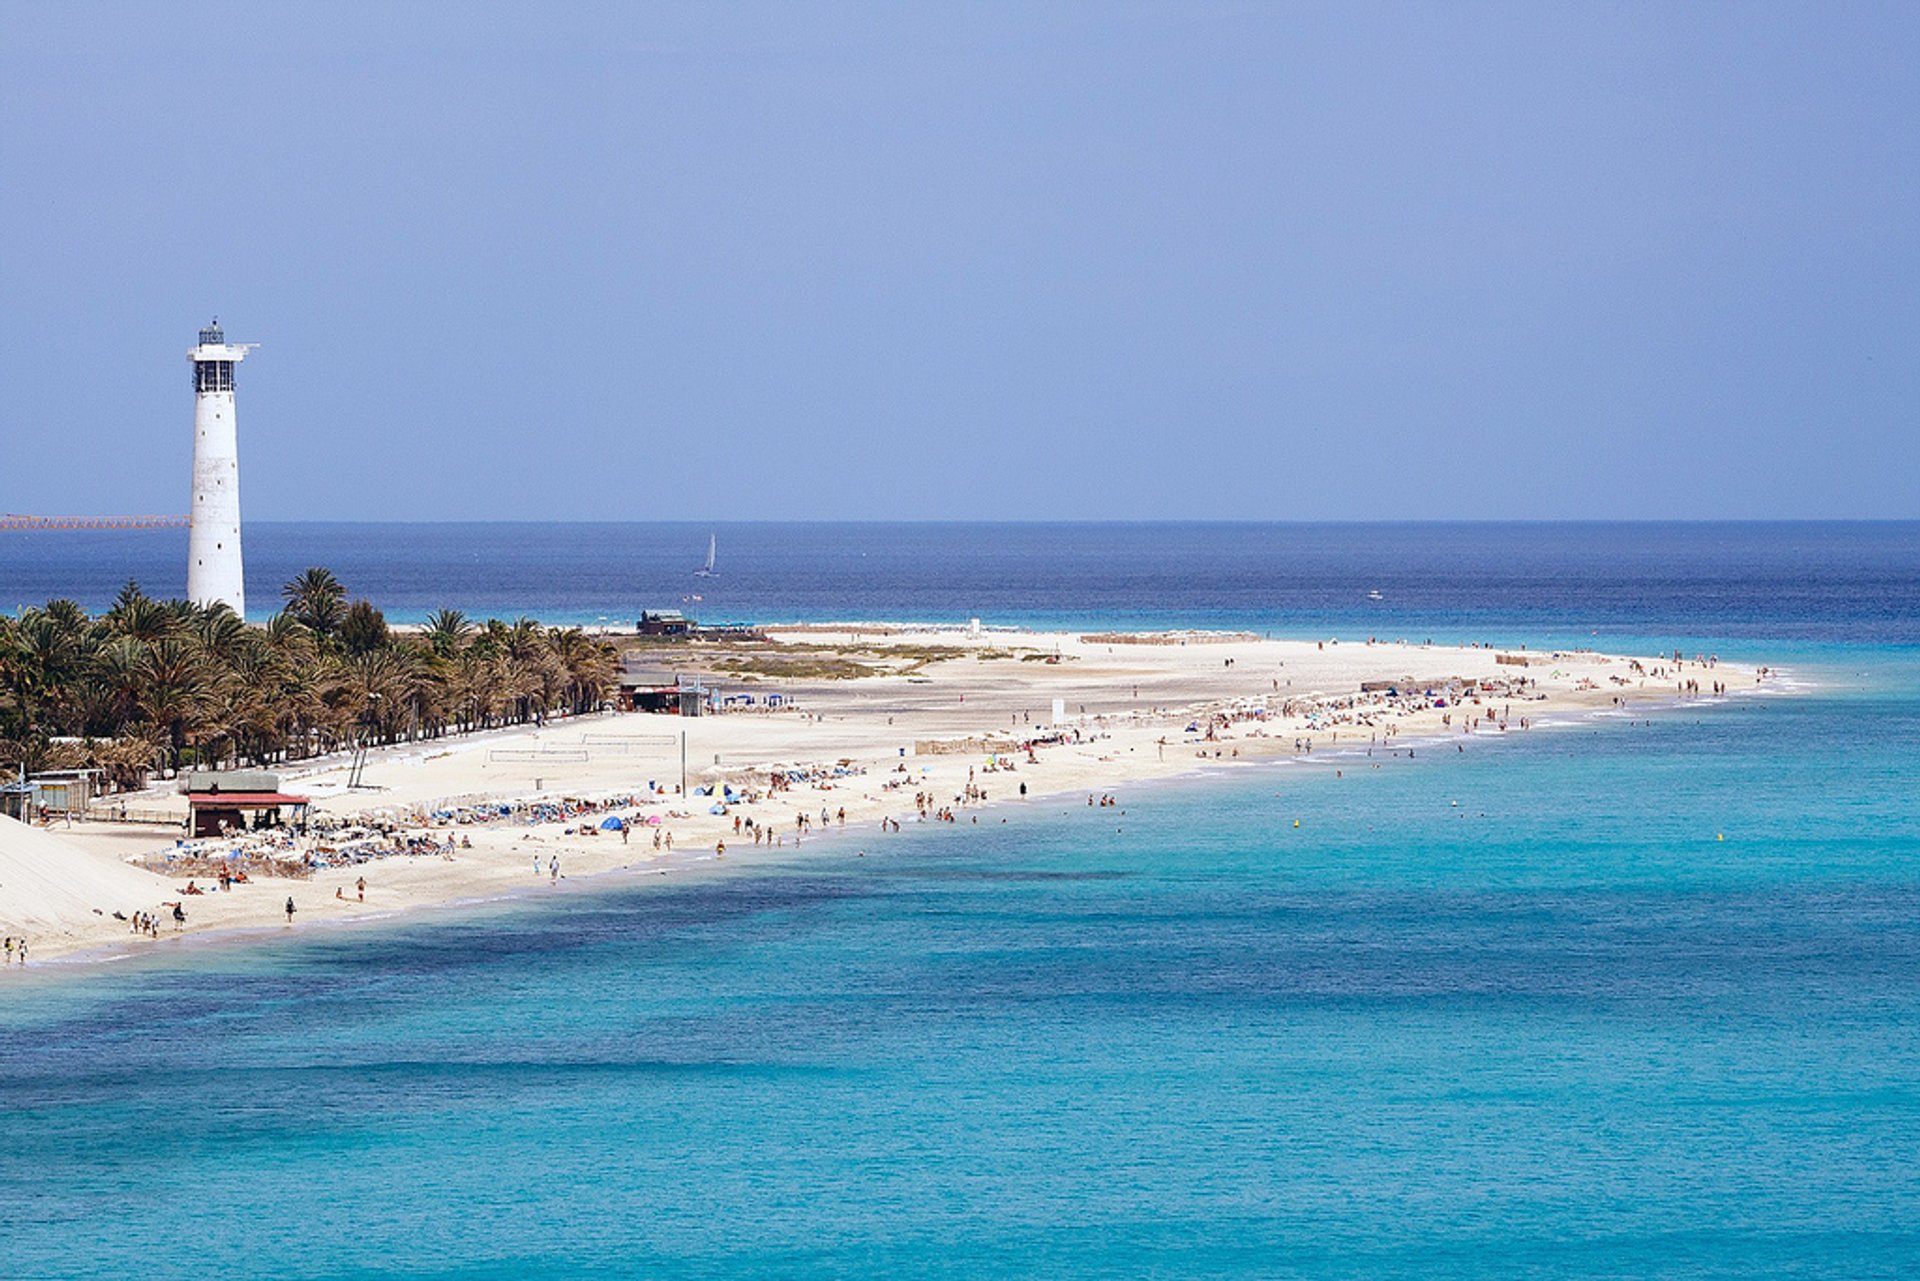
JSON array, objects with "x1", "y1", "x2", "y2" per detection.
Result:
[{"x1": 186, "y1": 319, "x2": 254, "y2": 616}]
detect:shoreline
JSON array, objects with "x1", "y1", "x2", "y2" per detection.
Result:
[
  {"x1": 19, "y1": 682, "x2": 1786, "y2": 979},
  {"x1": 3, "y1": 626, "x2": 1796, "y2": 973}
]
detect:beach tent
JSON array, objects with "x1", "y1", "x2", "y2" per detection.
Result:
[{"x1": 599, "y1": 817, "x2": 624, "y2": 831}]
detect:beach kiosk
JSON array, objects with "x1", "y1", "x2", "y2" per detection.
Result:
[
  {"x1": 0, "y1": 780, "x2": 32, "y2": 822},
  {"x1": 638, "y1": 610, "x2": 694, "y2": 637},
  {"x1": 618, "y1": 667, "x2": 708, "y2": 715},
  {"x1": 184, "y1": 770, "x2": 310, "y2": 838},
  {"x1": 16, "y1": 769, "x2": 103, "y2": 819}
]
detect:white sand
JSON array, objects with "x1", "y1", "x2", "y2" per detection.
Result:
[
  {"x1": 0, "y1": 814, "x2": 175, "y2": 942},
  {"x1": 5, "y1": 628, "x2": 1777, "y2": 966}
]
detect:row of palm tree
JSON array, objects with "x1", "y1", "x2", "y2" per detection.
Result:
[{"x1": 0, "y1": 569, "x2": 618, "y2": 788}]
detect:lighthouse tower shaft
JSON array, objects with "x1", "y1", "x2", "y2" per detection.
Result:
[{"x1": 186, "y1": 321, "x2": 253, "y2": 616}]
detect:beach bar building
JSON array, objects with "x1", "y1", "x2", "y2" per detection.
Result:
[
  {"x1": 0, "y1": 780, "x2": 33, "y2": 822},
  {"x1": 1, "y1": 769, "x2": 106, "y2": 820},
  {"x1": 617, "y1": 665, "x2": 710, "y2": 716},
  {"x1": 22, "y1": 769, "x2": 104, "y2": 818},
  {"x1": 184, "y1": 770, "x2": 310, "y2": 838},
  {"x1": 638, "y1": 610, "x2": 693, "y2": 637}
]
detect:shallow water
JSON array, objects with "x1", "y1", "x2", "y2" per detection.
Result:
[
  {"x1": 3, "y1": 523, "x2": 1917, "y2": 1277},
  {"x1": 4, "y1": 654, "x2": 1918, "y2": 1278}
]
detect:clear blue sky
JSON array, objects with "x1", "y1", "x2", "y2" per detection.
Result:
[{"x1": 2, "y1": 2, "x2": 1914, "y2": 521}]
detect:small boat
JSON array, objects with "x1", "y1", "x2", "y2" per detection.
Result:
[
  {"x1": 694, "y1": 533, "x2": 717, "y2": 578},
  {"x1": 1367, "y1": 589, "x2": 1384, "y2": 601}
]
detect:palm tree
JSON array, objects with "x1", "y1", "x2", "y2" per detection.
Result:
[
  {"x1": 547, "y1": 627, "x2": 617, "y2": 714},
  {"x1": 0, "y1": 583, "x2": 624, "y2": 790},
  {"x1": 423, "y1": 609, "x2": 473, "y2": 659},
  {"x1": 194, "y1": 604, "x2": 251, "y2": 667},
  {"x1": 331, "y1": 648, "x2": 411, "y2": 749},
  {"x1": 0, "y1": 615, "x2": 30, "y2": 750},
  {"x1": 43, "y1": 598, "x2": 90, "y2": 635},
  {"x1": 86, "y1": 635, "x2": 150, "y2": 737},
  {"x1": 260, "y1": 609, "x2": 311, "y2": 652},
  {"x1": 102, "y1": 589, "x2": 175, "y2": 644},
  {"x1": 283, "y1": 567, "x2": 348, "y2": 638},
  {"x1": 273, "y1": 663, "x2": 329, "y2": 762},
  {"x1": 136, "y1": 638, "x2": 213, "y2": 773},
  {"x1": 451, "y1": 647, "x2": 509, "y2": 731},
  {"x1": 10, "y1": 609, "x2": 87, "y2": 737}
]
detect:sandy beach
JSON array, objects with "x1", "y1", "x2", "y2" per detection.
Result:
[{"x1": 3, "y1": 626, "x2": 1777, "y2": 965}]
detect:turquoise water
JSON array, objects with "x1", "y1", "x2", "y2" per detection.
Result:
[
  {"x1": 5, "y1": 525, "x2": 1919, "y2": 1275},
  {"x1": 4, "y1": 649, "x2": 1918, "y2": 1277}
]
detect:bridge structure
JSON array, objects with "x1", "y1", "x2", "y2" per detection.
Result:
[{"x1": 1, "y1": 513, "x2": 189, "y2": 530}]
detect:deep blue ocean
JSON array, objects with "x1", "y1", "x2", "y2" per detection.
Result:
[
  {"x1": 4, "y1": 520, "x2": 1917, "y2": 650},
  {"x1": 3, "y1": 522, "x2": 1919, "y2": 1278}
]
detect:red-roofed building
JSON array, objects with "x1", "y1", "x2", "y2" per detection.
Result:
[{"x1": 184, "y1": 772, "x2": 311, "y2": 838}]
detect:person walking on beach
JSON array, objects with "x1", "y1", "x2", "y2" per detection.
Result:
[
  {"x1": 285, "y1": 897, "x2": 296, "y2": 924},
  {"x1": 356, "y1": 876, "x2": 366, "y2": 902}
]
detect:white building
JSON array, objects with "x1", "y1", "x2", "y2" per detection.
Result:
[{"x1": 186, "y1": 319, "x2": 254, "y2": 615}]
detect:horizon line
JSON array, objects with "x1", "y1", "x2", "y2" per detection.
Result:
[{"x1": 33, "y1": 516, "x2": 1920, "y2": 527}]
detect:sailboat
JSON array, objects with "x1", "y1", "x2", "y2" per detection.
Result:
[{"x1": 694, "y1": 533, "x2": 717, "y2": 578}]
